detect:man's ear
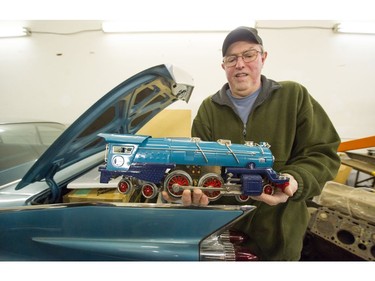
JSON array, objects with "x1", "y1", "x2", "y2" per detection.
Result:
[{"x1": 261, "y1": 51, "x2": 268, "y2": 63}]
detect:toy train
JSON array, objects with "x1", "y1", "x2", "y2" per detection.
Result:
[{"x1": 98, "y1": 133, "x2": 289, "y2": 203}]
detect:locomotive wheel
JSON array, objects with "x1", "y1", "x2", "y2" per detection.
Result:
[
  {"x1": 141, "y1": 182, "x2": 158, "y2": 199},
  {"x1": 197, "y1": 173, "x2": 223, "y2": 201},
  {"x1": 235, "y1": 194, "x2": 250, "y2": 203},
  {"x1": 164, "y1": 170, "x2": 193, "y2": 198},
  {"x1": 263, "y1": 183, "x2": 274, "y2": 195},
  {"x1": 117, "y1": 178, "x2": 132, "y2": 194}
]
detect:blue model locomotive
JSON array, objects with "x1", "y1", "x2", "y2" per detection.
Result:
[{"x1": 98, "y1": 133, "x2": 289, "y2": 202}]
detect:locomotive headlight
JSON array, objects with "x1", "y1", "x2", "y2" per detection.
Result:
[{"x1": 112, "y1": 155, "x2": 125, "y2": 167}]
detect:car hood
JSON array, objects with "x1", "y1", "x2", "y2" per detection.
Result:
[{"x1": 16, "y1": 64, "x2": 193, "y2": 190}]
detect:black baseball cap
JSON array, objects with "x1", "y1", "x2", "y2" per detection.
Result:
[{"x1": 222, "y1": 26, "x2": 263, "y2": 56}]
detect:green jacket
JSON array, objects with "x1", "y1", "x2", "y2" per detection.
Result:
[{"x1": 191, "y1": 75, "x2": 341, "y2": 260}]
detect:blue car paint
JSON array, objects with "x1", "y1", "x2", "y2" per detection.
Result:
[{"x1": 0, "y1": 203, "x2": 251, "y2": 261}]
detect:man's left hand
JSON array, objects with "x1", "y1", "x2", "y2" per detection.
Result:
[{"x1": 250, "y1": 173, "x2": 298, "y2": 206}]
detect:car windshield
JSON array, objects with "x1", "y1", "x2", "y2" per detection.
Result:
[{"x1": 0, "y1": 122, "x2": 66, "y2": 187}]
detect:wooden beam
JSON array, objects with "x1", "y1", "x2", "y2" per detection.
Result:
[{"x1": 338, "y1": 136, "x2": 375, "y2": 152}]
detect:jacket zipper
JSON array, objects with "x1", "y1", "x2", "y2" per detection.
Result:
[{"x1": 243, "y1": 123, "x2": 247, "y2": 138}]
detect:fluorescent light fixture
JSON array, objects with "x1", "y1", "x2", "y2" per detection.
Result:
[
  {"x1": 333, "y1": 22, "x2": 375, "y2": 34},
  {"x1": 102, "y1": 21, "x2": 256, "y2": 33},
  {"x1": 0, "y1": 27, "x2": 30, "y2": 38}
]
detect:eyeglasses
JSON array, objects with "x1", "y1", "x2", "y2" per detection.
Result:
[{"x1": 223, "y1": 49, "x2": 262, "y2": 67}]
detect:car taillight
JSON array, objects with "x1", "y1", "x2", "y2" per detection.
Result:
[
  {"x1": 219, "y1": 229, "x2": 249, "y2": 245},
  {"x1": 200, "y1": 229, "x2": 258, "y2": 261},
  {"x1": 233, "y1": 247, "x2": 259, "y2": 261}
]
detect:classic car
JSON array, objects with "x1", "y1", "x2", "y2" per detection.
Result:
[{"x1": 0, "y1": 64, "x2": 258, "y2": 261}]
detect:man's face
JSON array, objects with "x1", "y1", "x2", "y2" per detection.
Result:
[{"x1": 221, "y1": 41, "x2": 267, "y2": 98}]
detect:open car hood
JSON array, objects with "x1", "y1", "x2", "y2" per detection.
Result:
[{"x1": 16, "y1": 64, "x2": 193, "y2": 189}]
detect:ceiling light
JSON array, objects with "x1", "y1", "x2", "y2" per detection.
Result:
[
  {"x1": 0, "y1": 27, "x2": 30, "y2": 38},
  {"x1": 102, "y1": 21, "x2": 256, "y2": 33},
  {"x1": 333, "y1": 22, "x2": 375, "y2": 34}
]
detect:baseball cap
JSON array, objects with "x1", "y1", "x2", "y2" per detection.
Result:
[{"x1": 222, "y1": 26, "x2": 263, "y2": 56}]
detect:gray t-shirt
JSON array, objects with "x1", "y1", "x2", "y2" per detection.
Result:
[{"x1": 226, "y1": 87, "x2": 261, "y2": 124}]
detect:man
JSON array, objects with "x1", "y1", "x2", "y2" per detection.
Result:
[{"x1": 163, "y1": 26, "x2": 341, "y2": 260}]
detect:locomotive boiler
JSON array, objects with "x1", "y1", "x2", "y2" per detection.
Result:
[{"x1": 98, "y1": 133, "x2": 289, "y2": 203}]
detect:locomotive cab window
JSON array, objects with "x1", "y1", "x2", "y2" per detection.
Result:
[{"x1": 112, "y1": 145, "x2": 134, "y2": 155}]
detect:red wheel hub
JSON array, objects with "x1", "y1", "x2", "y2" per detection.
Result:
[
  {"x1": 263, "y1": 184, "x2": 274, "y2": 195},
  {"x1": 118, "y1": 181, "x2": 129, "y2": 193},
  {"x1": 167, "y1": 175, "x2": 189, "y2": 196},
  {"x1": 202, "y1": 177, "x2": 222, "y2": 198},
  {"x1": 142, "y1": 184, "x2": 154, "y2": 198}
]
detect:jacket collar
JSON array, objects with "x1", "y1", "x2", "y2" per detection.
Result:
[{"x1": 212, "y1": 75, "x2": 281, "y2": 108}]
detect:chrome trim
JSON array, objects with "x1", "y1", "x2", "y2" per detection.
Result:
[{"x1": 0, "y1": 201, "x2": 256, "y2": 213}]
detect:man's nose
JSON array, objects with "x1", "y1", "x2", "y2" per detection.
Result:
[{"x1": 235, "y1": 56, "x2": 246, "y2": 67}]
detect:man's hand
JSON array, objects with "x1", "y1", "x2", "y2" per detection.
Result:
[
  {"x1": 162, "y1": 189, "x2": 209, "y2": 206},
  {"x1": 250, "y1": 173, "x2": 298, "y2": 206}
]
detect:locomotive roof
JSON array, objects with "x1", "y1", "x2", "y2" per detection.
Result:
[{"x1": 99, "y1": 133, "x2": 150, "y2": 144}]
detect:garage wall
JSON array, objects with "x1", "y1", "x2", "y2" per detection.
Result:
[{"x1": 0, "y1": 20, "x2": 374, "y2": 141}]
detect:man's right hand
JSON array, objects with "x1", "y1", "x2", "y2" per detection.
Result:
[{"x1": 162, "y1": 189, "x2": 209, "y2": 206}]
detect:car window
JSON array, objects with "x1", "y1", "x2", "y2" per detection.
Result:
[
  {"x1": 0, "y1": 122, "x2": 66, "y2": 186},
  {"x1": 0, "y1": 123, "x2": 65, "y2": 146},
  {"x1": 37, "y1": 124, "x2": 66, "y2": 145}
]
